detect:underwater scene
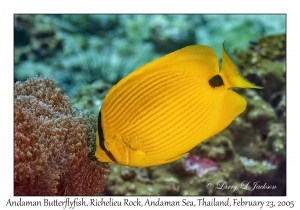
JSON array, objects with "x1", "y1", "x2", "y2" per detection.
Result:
[{"x1": 14, "y1": 14, "x2": 286, "y2": 196}]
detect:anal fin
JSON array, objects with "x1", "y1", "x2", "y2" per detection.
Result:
[{"x1": 165, "y1": 152, "x2": 189, "y2": 163}]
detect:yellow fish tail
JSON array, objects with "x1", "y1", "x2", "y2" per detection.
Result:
[{"x1": 220, "y1": 42, "x2": 263, "y2": 89}]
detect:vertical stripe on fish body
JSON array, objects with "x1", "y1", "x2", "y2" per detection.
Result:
[{"x1": 95, "y1": 44, "x2": 262, "y2": 167}]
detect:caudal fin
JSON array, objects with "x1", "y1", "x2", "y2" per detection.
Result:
[{"x1": 219, "y1": 42, "x2": 263, "y2": 89}]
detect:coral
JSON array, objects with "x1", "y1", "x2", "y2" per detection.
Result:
[
  {"x1": 58, "y1": 15, "x2": 119, "y2": 34},
  {"x1": 71, "y1": 79, "x2": 112, "y2": 117},
  {"x1": 232, "y1": 34, "x2": 286, "y2": 159},
  {"x1": 122, "y1": 15, "x2": 197, "y2": 53},
  {"x1": 14, "y1": 61, "x2": 56, "y2": 81},
  {"x1": 183, "y1": 154, "x2": 219, "y2": 178},
  {"x1": 197, "y1": 15, "x2": 286, "y2": 57},
  {"x1": 14, "y1": 15, "x2": 63, "y2": 62},
  {"x1": 149, "y1": 15, "x2": 196, "y2": 53},
  {"x1": 234, "y1": 33, "x2": 286, "y2": 108},
  {"x1": 59, "y1": 49, "x2": 126, "y2": 85},
  {"x1": 14, "y1": 76, "x2": 109, "y2": 195},
  {"x1": 102, "y1": 165, "x2": 185, "y2": 196},
  {"x1": 265, "y1": 123, "x2": 286, "y2": 157},
  {"x1": 240, "y1": 157, "x2": 276, "y2": 176}
]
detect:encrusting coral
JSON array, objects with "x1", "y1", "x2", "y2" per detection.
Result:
[{"x1": 14, "y1": 76, "x2": 109, "y2": 195}]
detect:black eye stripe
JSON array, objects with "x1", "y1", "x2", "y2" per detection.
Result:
[
  {"x1": 98, "y1": 111, "x2": 118, "y2": 163},
  {"x1": 98, "y1": 111, "x2": 107, "y2": 152}
]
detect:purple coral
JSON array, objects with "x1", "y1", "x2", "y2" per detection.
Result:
[
  {"x1": 183, "y1": 154, "x2": 219, "y2": 178},
  {"x1": 14, "y1": 76, "x2": 109, "y2": 195}
]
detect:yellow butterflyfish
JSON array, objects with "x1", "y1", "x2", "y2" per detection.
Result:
[{"x1": 95, "y1": 43, "x2": 262, "y2": 167}]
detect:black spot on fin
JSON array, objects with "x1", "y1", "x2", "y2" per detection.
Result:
[{"x1": 209, "y1": 75, "x2": 224, "y2": 88}]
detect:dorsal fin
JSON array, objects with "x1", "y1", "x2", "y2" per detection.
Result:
[{"x1": 220, "y1": 42, "x2": 263, "y2": 89}]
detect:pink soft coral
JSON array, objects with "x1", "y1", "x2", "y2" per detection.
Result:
[{"x1": 183, "y1": 154, "x2": 219, "y2": 177}]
